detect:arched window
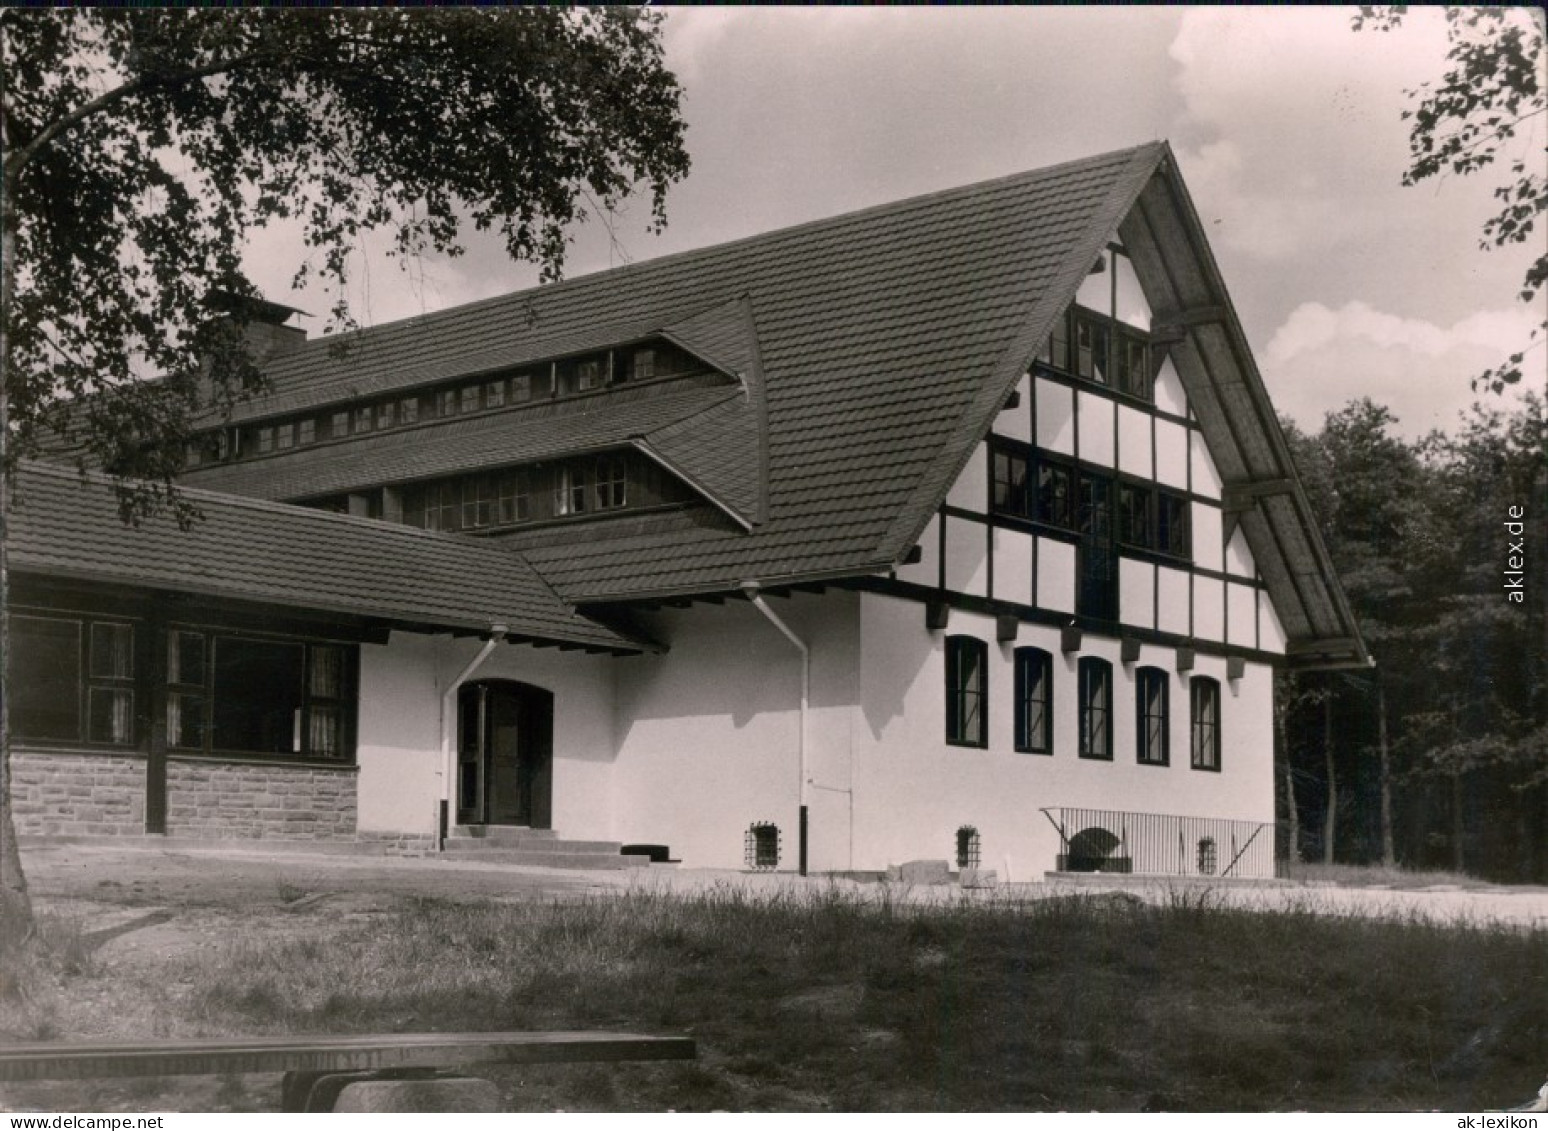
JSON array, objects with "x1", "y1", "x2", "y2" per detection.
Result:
[
  {"x1": 945, "y1": 636, "x2": 988, "y2": 748},
  {"x1": 1014, "y1": 647, "x2": 1053, "y2": 754},
  {"x1": 1078, "y1": 657, "x2": 1113, "y2": 760},
  {"x1": 1135, "y1": 666, "x2": 1169, "y2": 766},
  {"x1": 1191, "y1": 677, "x2": 1221, "y2": 771}
]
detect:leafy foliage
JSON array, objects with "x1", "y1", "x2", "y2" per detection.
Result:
[
  {"x1": 1280, "y1": 394, "x2": 1548, "y2": 877},
  {"x1": 0, "y1": 7, "x2": 690, "y2": 518},
  {"x1": 1354, "y1": 6, "x2": 1547, "y2": 392}
]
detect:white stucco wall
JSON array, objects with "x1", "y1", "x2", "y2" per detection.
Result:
[
  {"x1": 851, "y1": 593, "x2": 1274, "y2": 877},
  {"x1": 354, "y1": 631, "x2": 616, "y2": 839},
  {"x1": 609, "y1": 593, "x2": 861, "y2": 871}
]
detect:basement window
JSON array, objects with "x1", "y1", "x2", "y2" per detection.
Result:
[
  {"x1": 746, "y1": 822, "x2": 781, "y2": 870},
  {"x1": 956, "y1": 826, "x2": 981, "y2": 869},
  {"x1": 1197, "y1": 837, "x2": 1219, "y2": 876}
]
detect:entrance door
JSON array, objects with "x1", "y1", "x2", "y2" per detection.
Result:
[{"x1": 455, "y1": 680, "x2": 553, "y2": 828}]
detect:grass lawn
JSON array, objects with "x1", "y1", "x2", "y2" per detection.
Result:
[{"x1": 2, "y1": 885, "x2": 1545, "y2": 1112}]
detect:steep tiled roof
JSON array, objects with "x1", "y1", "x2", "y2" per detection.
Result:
[{"x1": 9, "y1": 462, "x2": 647, "y2": 653}]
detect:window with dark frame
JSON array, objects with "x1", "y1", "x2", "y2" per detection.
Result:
[
  {"x1": 167, "y1": 629, "x2": 207, "y2": 751},
  {"x1": 87, "y1": 622, "x2": 135, "y2": 744},
  {"x1": 1013, "y1": 646, "x2": 1053, "y2": 754},
  {"x1": 10, "y1": 615, "x2": 83, "y2": 741},
  {"x1": 1191, "y1": 677, "x2": 1221, "y2": 771},
  {"x1": 1034, "y1": 247, "x2": 1162, "y2": 407},
  {"x1": 1078, "y1": 656, "x2": 1113, "y2": 760},
  {"x1": 1136, "y1": 666, "x2": 1169, "y2": 766},
  {"x1": 746, "y1": 822, "x2": 780, "y2": 870},
  {"x1": 945, "y1": 635, "x2": 988, "y2": 748}
]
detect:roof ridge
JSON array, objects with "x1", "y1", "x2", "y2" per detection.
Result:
[{"x1": 259, "y1": 143, "x2": 1168, "y2": 365}]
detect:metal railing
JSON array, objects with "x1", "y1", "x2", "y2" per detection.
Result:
[{"x1": 1040, "y1": 806, "x2": 1279, "y2": 880}]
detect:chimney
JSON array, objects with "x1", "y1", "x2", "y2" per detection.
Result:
[{"x1": 206, "y1": 290, "x2": 308, "y2": 363}]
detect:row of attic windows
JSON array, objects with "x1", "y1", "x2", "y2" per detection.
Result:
[
  {"x1": 1034, "y1": 246, "x2": 1161, "y2": 405},
  {"x1": 309, "y1": 450, "x2": 693, "y2": 534},
  {"x1": 185, "y1": 342, "x2": 700, "y2": 467}
]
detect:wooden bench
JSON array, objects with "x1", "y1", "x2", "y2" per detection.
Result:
[{"x1": 0, "y1": 1031, "x2": 697, "y2": 1111}]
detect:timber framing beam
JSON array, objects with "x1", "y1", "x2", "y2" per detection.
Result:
[{"x1": 1221, "y1": 478, "x2": 1297, "y2": 513}]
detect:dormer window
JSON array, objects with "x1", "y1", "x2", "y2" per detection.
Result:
[
  {"x1": 485, "y1": 380, "x2": 506, "y2": 408},
  {"x1": 460, "y1": 385, "x2": 480, "y2": 413},
  {"x1": 376, "y1": 402, "x2": 395, "y2": 430},
  {"x1": 632, "y1": 349, "x2": 656, "y2": 381},
  {"x1": 399, "y1": 397, "x2": 419, "y2": 424},
  {"x1": 438, "y1": 389, "x2": 458, "y2": 418},
  {"x1": 576, "y1": 359, "x2": 603, "y2": 392},
  {"x1": 257, "y1": 427, "x2": 274, "y2": 455},
  {"x1": 511, "y1": 374, "x2": 533, "y2": 403},
  {"x1": 353, "y1": 407, "x2": 373, "y2": 434},
  {"x1": 331, "y1": 411, "x2": 349, "y2": 439},
  {"x1": 275, "y1": 423, "x2": 295, "y2": 451},
  {"x1": 594, "y1": 455, "x2": 627, "y2": 510}
]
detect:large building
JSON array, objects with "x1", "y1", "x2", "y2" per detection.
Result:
[{"x1": 8, "y1": 142, "x2": 1367, "y2": 876}]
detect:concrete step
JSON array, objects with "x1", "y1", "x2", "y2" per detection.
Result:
[
  {"x1": 440, "y1": 848, "x2": 651, "y2": 870},
  {"x1": 447, "y1": 825, "x2": 558, "y2": 841},
  {"x1": 441, "y1": 837, "x2": 622, "y2": 855}
]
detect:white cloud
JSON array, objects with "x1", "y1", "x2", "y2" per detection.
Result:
[{"x1": 1261, "y1": 300, "x2": 1543, "y2": 437}]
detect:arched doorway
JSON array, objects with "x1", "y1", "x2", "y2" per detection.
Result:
[{"x1": 455, "y1": 680, "x2": 553, "y2": 829}]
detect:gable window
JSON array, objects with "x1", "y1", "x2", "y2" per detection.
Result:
[
  {"x1": 1158, "y1": 492, "x2": 1191, "y2": 559},
  {"x1": 1078, "y1": 657, "x2": 1112, "y2": 760},
  {"x1": 1191, "y1": 677, "x2": 1221, "y2": 771},
  {"x1": 1036, "y1": 459, "x2": 1075, "y2": 529},
  {"x1": 992, "y1": 445, "x2": 1029, "y2": 517},
  {"x1": 945, "y1": 635, "x2": 988, "y2": 748},
  {"x1": 1118, "y1": 483, "x2": 1152, "y2": 549},
  {"x1": 1136, "y1": 666, "x2": 1169, "y2": 766},
  {"x1": 1014, "y1": 647, "x2": 1053, "y2": 754},
  {"x1": 1035, "y1": 246, "x2": 1161, "y2": 406}
]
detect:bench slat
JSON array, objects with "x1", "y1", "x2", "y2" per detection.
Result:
[{"x1": 0, "y1": 1032, "x2": 695, "y2": 1082}]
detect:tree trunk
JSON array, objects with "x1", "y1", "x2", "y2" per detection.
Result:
[
  {"x1": 1377, "y1": 679, "x2": 1395, "y2": 868},
  {"x1": 1322, "y1": 695, "x2": 1337, "y2": 866},
  {"x1": 1451, "y1": 771, "x2": 1466, "y2": 875},
  {"x1": 1276, "y1": 693, "x2": 1300, "y2": 870},
  {"x1": 1, "y1": 127, "x2": 38, "y2": 945}
]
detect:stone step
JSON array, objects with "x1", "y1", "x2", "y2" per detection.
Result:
[
  {"x1": 447, "y1": 825, "x2": 558, "y2": 841},
  {"x1": 441, "y1": 837, "x2": 622, "y2": 855},
  {"x1": 439, "y1": 848, "x2": 651, "y2": 870}
]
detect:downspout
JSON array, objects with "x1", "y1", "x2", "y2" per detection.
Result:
[
  {"x1": 437, "y1": 624, "x2": 508, "y2": 850},
  {"x1": 742, "y1": 585, "x2": 809, "y2": 875}
]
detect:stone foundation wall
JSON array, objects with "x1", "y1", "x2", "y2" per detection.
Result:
[
  {"x1": 10, "y1": 750, "x2": 145, "y2": 836},
  {"x1": 166, "y1": 760, "x2": 357, "y2": 839}
]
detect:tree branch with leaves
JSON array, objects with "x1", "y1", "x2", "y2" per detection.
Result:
[
  {"x1": 1355, "y1": 5, "x2": 1547, "y2": 392},
  {"x1": 0, "y1": 7, "x2": 689, "y2": 945}
]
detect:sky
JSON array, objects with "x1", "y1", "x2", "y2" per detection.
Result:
[{"x1": 245, "y1": 6, "x2": 1548, "y2": 440}]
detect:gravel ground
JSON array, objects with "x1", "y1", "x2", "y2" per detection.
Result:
[{"x1": 17, "y1": 838, "x2": 1548, "y2": 933}]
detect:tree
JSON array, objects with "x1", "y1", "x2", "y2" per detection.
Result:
[
  {"x1": 0, "y1": 7, "x2": 689, "y2": 944},
  {"x1": 1355, "y1": 5, "x2": 1547, "y2": 392}
]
